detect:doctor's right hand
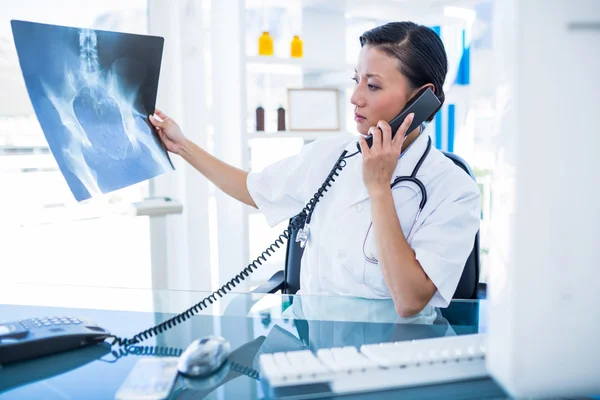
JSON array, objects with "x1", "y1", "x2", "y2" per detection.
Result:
[{"x1": 149, "y1": 109, "x2": 187, "y2": 155}]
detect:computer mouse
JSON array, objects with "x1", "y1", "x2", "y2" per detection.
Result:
[{"x1": 177, "y1": 336, "x2": 231, "y2": 378}]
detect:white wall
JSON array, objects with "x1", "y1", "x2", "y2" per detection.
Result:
[{"x1": 487, "y1": 0, "x2": 600, "y2": 397}]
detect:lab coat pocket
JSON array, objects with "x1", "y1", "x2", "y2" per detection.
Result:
[{"x1": 337, "y1": 202, "x2": 371, "y2": 289}]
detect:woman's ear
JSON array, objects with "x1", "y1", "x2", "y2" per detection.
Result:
[
  {"x1": 409, "y1": 83, "x2": 436, "y2": 99},
  {"x1": 421, "y1": 83, "x2": 436, "y2": 93}
]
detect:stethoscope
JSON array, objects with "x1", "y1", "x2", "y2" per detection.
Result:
[{"x1": 363, "y1": 135, "x2": 432, "y2": 264}]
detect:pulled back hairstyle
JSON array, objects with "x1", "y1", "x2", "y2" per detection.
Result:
[{"x1": 360, "y1": 22, "x2": 448, "y2": 121}]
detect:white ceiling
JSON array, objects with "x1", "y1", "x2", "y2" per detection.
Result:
[{"x1": 247, "y1": 0, "x2": 481, "y2": 22}]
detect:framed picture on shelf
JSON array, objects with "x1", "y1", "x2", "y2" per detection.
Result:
[{"x1": 287, "y1": 88, "x2": 340, "y2": 131}]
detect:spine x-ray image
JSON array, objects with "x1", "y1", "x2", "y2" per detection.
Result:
[{"x1": 11, "y1": 20, "x2": 173, "y2": 201}]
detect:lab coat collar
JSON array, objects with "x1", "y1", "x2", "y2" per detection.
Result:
[{"x1": 346, "y1": 132, "x2": 431, "y2": 207}]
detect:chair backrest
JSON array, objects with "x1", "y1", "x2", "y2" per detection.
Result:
[
  {"x1": 442, "y1": 151, "x2": 480, "y2": 300},
  {"x1": 283, "y1": 152, "x2": 481, "y2": 300}
]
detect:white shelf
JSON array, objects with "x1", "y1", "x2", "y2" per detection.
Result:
[
  {"x1": 130, "y1": 197, "x2": 183, "y2": 217},
  {"x1": 247, "y1": 131, "x2": 354, "y2": 141},
  {"x1": 245, "y1": 56, "x2": 354, "y2": 74}
]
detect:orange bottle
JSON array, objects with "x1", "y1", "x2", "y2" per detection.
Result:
[
  {"x1": 290, "y1": 35, "x2": 303, "y2": 58},
  {"x1": 258, "y1": 31, "x2": 274, "y2": 56}
]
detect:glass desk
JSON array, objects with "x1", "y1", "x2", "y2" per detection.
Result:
[{"x1": 0, "y1": 283, "x2": 506, "y2": 399}]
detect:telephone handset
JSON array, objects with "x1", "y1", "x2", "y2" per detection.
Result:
[{"x1": 358, "y1": 87, "x2": 441, "y2": 152}]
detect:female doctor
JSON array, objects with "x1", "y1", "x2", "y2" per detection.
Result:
[{"x1": 149, "y1": 21, "x2": 480, "y2": 318}]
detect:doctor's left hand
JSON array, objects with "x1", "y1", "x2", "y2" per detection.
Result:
[{"x1": 359, "y1": 113, "x2": 414, "y2": 195}]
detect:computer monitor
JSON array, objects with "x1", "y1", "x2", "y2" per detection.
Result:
[{"x1": 486, "y1": 0, "x2": 600, "y2": 398}]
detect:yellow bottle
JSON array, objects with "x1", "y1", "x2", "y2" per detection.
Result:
[
  {"x1": 290, "y1": 35, "x2": 303, "y2": 58},
  {"x1": 258, "y1": 31, "x2": 274, "y2": 56}
]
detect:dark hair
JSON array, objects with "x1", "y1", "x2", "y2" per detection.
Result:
[{"x1": 359, "y1": 21, "x2": 448, "y2": 122}]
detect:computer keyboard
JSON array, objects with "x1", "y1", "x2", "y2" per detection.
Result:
[{"x1": 259, "y1": 334, "x2": 488, "y2": 399}]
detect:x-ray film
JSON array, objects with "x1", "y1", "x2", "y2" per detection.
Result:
[{"x1": 11, "y1": 20, "x2": 173, "y2": 201}]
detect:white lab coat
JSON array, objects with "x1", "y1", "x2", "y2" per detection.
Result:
[{"x1": 246, "y1": 131, "x2": 480, "y2": 307}]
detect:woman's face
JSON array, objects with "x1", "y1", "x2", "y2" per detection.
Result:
[{"x1": 350, "y1": 45, "x2": 413, "y2": 135}]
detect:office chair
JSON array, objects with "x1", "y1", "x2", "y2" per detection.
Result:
[{"x1": 254, "y1": 151, "x2": 486, "y2": 300}]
